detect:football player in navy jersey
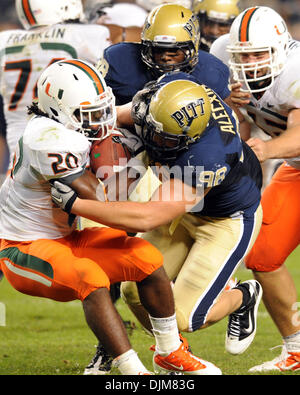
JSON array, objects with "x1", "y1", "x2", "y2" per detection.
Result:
[
  {"x1": 51, "y1": 78, "x2": 264, "y2": 371},
  {"x1": 97, "y1": 3, "x2": 250, "y2": 139},
  {"x1": 192, "y1": 0, "x2": 241, "y2": 53}
]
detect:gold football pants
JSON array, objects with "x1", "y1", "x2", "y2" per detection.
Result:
[{"x1": 121, "y1": 205, "x2": 262, "y2": 332}]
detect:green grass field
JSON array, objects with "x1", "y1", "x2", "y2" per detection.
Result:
[{"x1": 1, "y1": 247, "x2": 300, "y2": 376}]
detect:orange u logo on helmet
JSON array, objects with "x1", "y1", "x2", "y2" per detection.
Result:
[
  {"x1": 274, "y1": 22, "x2": 287, "y2": 35},
  {"x1": 45, "y1": 83, "x2": 52, "y2": 98}
]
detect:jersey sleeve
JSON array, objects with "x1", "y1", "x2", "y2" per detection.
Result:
[
  {"x1": 99, "y1": 43, "x2": 149, "y2": 104},
  {"x1": 25, "y1": 120, "x2": 90, "y2": 181},
  {"x1": 278, "y1": 48, "x2": 300, "y2": 109},
  {"x1": 192, "y1": 51, "x2": 231, "y2": 100}
]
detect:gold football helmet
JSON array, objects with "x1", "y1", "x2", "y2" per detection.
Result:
[
  {"x1": 192, "y1": 0, "x2": 241, "y2": 49},
  {"x1": 142, "y1": 80, "x2": 211, "y2": 163},
  {"x1": 141, "y1": 4, "x2": 200, "y2": 75}
]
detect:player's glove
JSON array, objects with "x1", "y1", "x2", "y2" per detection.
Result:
[
  {"x1": 118, "y1": 128, "x2": 144, "y2": 156},
  {"x1": 51, "y1": 181, "x2": 78, "y2": 214},
  {"x1": 131, "y1": 80, "x2": 160, "y2": 127}
]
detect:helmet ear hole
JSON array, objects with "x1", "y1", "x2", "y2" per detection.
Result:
[{"x1": 50, "y1": 107, "x2": 59, "y2": 117}]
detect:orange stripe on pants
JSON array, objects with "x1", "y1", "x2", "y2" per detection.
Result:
[{"x1": 245, "y1": 163, "x2": 300, "y2": 272}]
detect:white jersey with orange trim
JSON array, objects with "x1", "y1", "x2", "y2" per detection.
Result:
[
  {"x1": 210, "y1": 35, "x2": 300, "y2": 168},
  {"x1": 0, "y1": 22, "x2": 110, "y2": 168},
  {"x1": 0, "y1": 116, "x2": 90, "y2": 241}
]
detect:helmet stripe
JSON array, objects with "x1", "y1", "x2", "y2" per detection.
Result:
[
  {"x1": 21, "y1": 0, "x2": 37, "y2": 27},
  {"x1": 239, "y1": 7, "x2": 259, "y2": 42},
  {"x1": 60, "y1": 59, "x2": 105, "y2": 95}
]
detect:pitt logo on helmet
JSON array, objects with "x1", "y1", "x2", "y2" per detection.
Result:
[
  {"x1": 183, "y1": 15, "x2": 199, "y2": 39},
  {"x1": 171, "y1": 98, "x2": 206, "y2": 128}
]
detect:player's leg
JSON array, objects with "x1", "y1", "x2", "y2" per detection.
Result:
[
  {"x1": 137, "y1": 267, "x2": 221, "y2": 375},
  {"x1": 121, "y1": 222, "x2": 193, "y2": 332},
  {"x1": 246, "y1": 164, "x2": 300, "y2": 372},
  {"x1": 77, "y1": 226, "x2": 221, "y2": 375},
  {"x1": 172, "y1": 206, "x2": 262, "y2": 355},
  {"x1": 0, "y1": 236, "x2": 151, "y2": 375}
]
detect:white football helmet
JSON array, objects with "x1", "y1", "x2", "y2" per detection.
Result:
[
  {"x1": 136, "y1": 0, "x2": 192, "y2": 12},
  {"x1": 227, "y1": 6, "x2": 290, "y2": 93},
  {"x1": 37, "y1": 59, "x2": 116, "y2": 141},
  {"x1": 15, "y1": 0, "x2": 84, "y2": 30}
]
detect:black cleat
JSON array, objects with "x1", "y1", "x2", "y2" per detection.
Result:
[
  {"x1": 83, "y1": 343, "x2": 113, "y2": 375},
  {"x1": 226, "y1": 280, "x2": 262, "y2": 355}
]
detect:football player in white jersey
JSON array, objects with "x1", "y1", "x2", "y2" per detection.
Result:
[
  {"x1": 211, "y1": 6, "x2": 300, "y2": 372},
  {"x1": 0, "y1": 0, "x2": 111, "y2": 173},
  {"x1": 0, "y1": 58, "x2": 223, "y2": 375}
]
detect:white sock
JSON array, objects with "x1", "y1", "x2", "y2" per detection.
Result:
[
  {"x1": 284, "y1": 330, "x2": 300, "y2": 353},
  {"x1": 149, "y1": 313, "x2": 181, "y2": 356},
  {"x1": 112, "y1": 349, "x2": 149, "y2": 375}
]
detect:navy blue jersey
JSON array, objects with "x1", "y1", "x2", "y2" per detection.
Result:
[
  {"x1": 103, "y1": 42, "x2": 231, "y2": 105},
  {"x1": 164, "y1": 87, "x2": 262, "y2": 217}
]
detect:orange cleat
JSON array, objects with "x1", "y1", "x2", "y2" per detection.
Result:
[
  {"x1": 276, "y1": 351, "x2": 300, "y2": 371},
  {"x1": 153, "y1": 342, "x2": 222, "y2": 375},
  {"x1": 249, "y1": 346, "x2": 300, "y2": 373}
]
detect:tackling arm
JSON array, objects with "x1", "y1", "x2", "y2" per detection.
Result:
[
  {"x1": 116, "y1": 102, "x2": 134, "y2": 128},
  {"x1": 70, "y1": 169, "x2": 101, "y2": 200},
  {"x1": 224, "y1": 95, "x2": 251, "y2": 141},
  {"x1": 52, "y1": 178, "x2": 210, "y2": 233},
  {"x1": 247, "y1": 108, "x2": 300, "y2": 161}
]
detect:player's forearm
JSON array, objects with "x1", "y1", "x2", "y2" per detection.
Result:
[
  {"x1": 116, "y1": 102, "x2": 134, "y2": 128},
  {"x1": 224, "y1": 96, "x2": 251, "y2": 140},
  {"x1": 71, "y1": 198, "x2": 184, "y2": 233},
  {"x1": 265, "y1": 126, "x2": 300, "y2": 159}
]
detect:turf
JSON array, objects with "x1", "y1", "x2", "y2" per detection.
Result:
[{"x1": 0, "y1": 246, "x2": 300, "y2": 376}]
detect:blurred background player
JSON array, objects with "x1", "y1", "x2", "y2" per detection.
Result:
[
  {"x1": 212, "y1": 5, "x2": 300, "y2": 372},
  {"x1": 0, "y1": 58, "x2": 222, "y2": 376},
  {"x1": 84, "y1": 0, "x2": 147, "y2": 43},
  {"x1": 98, "y1": 3, "x2": 228, "y2": 105},
  {"x1": 192, "y1": 0, "x2": 241, "y2": 52},
  {"x1": 136, "y1": 0, "x2": 192, "y2": 12}
]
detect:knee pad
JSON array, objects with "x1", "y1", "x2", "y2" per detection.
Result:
[{"x1": 120, "y1": 281, "x2": 142, "y2": 305}]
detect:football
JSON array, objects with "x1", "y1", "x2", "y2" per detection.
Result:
[{"x1": 89, "y1": 131, "x2": 131, "y2": 180}]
